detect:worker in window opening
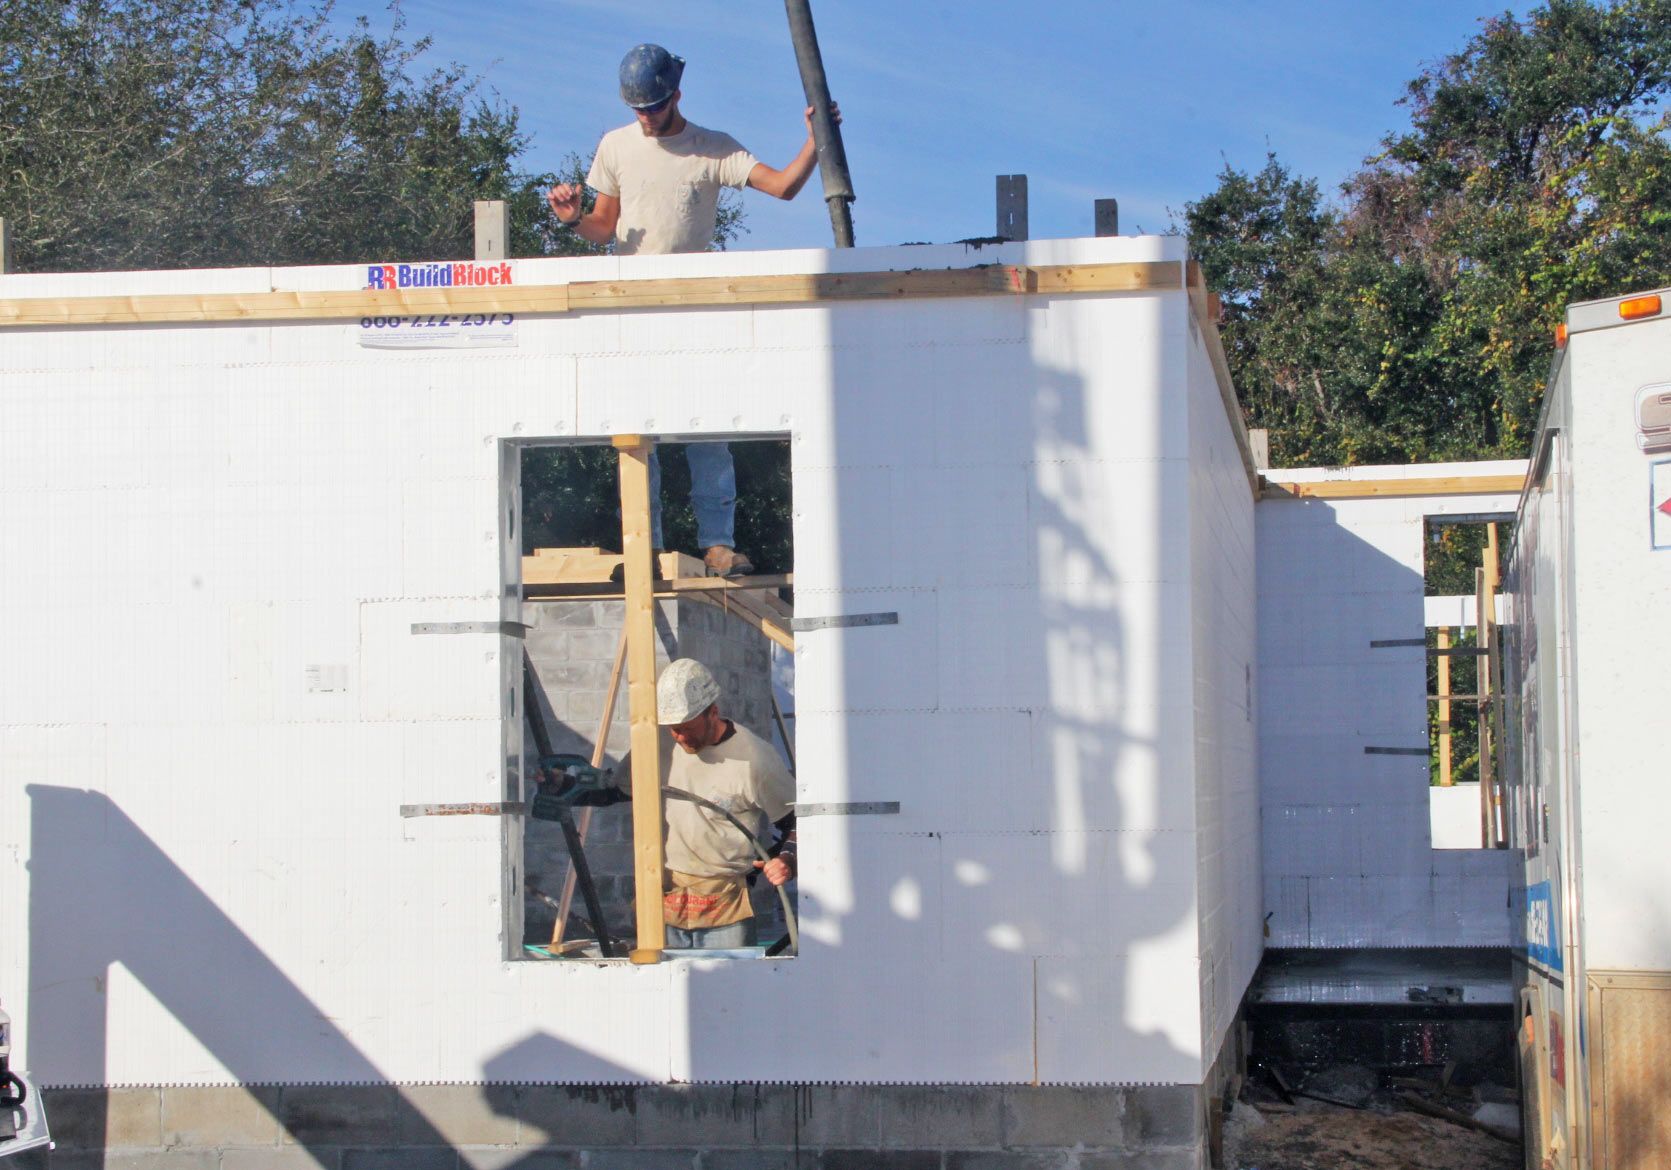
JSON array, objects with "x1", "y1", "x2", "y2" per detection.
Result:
[
  {"x1": 546, "y1": 43, "x2": 840, "y2": 579},
  {"x1": 554, "y1": 658, "x2": 796, "y2": 950}
]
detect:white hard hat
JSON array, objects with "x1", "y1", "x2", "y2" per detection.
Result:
[{"x1": 657, "y1": 658, "x2": 721, "y2": 725}]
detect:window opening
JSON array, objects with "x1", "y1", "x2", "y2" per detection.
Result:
[
  {"x1": 1424, "y1": 516, "x2": 1514, "y2": 847},
  {"x1": 511, "y1": 437, "x2": 796, "y2": 961}
]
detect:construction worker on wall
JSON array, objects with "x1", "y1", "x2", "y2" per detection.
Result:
[
  {"x1": 555, "y1": 658, "x2": 796, "y2": 949},
  {"x1": 547, "y1": 44, "x2": 840, "y2": 578}
]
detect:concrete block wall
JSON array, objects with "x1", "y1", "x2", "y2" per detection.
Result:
[
  {"x1": 28, "y1": 1082, "x2": 1208, "y2": 1170},
  {"x1": 1255, "y1": 464, "x2": 1524, "y2": 949},
  {"x1": 522, "y1": 596, "x2": 786, "y2": 951}
]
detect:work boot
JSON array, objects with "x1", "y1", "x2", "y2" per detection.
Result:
[{"x1": 704, "y1": 546, "x2": 754, "y2": 578}]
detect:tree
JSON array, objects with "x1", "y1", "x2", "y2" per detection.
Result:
[
  {"x1": 1185, "y1": 0, "x2": 1671, "y2": 466},
  {"x1": 0, "y1": 0, "x2": 752, "y2": 272}
]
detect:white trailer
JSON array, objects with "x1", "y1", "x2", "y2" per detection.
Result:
[{"x1": 1503, "y1": 286, "x2": 1671, "y2": 1170}]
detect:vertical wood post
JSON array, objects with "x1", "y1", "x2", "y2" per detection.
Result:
[
  {"x1": 1437, "y1": 626, "x2": 1453, "y2": 786},
  {"x1": 1475, "y1": 566, "x2": 1494, "y2": 846},
  {"x1": 474, "y1": 200, "x2": 509, "y2": 261},
  {"x1": 1483, "y1": 523, "x2": 1504, "y2": 846},
  {"x1": 0, "y1": 217, "x2": 12, "y2": 274},
  {"x1": 614, "y1": 435, "x2": 665, "y2": 963}
]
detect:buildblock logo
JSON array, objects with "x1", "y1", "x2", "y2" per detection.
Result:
[{"x1": 366, "y1": 262, "x2": 514, "y2": 290}]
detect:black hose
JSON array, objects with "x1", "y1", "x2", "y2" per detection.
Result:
[
  {"x1": 663, "y1": 787, "x2": 799, "y2": 954},
  {"x1": 783, "y1": 0, "x2": 855, "y2": 247},
  {"x1": 0, "y1": 1069, "x2": 26, "y2": 1109}
]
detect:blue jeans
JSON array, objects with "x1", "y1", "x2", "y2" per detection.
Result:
[
  {"x1": 649, "y1": 442, "x2": 735, "y2": 550},
  {"x1": 665, "y1": 916, "x2": 757, "y2": 950}
]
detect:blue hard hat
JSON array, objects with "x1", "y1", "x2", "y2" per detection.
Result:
[{"x1": 619, "y1": 44, "x2": 685, "y2": 109}]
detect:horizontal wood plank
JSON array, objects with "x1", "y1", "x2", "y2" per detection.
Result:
[
  {"x1": 1262, "y1": 474, "x2": 1526, "y2": 500},
  {"x1": 0, "y1": 261, "x2": 1183, "y2": 328}
]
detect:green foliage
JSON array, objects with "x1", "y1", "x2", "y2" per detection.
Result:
[
  {"x1": 0, "y1": 0, "x2": 751, "y2": 271},
  {"x1": 1184, "y1": 0, "x2": 1671, "y2": 466},
  {"x1": 521, "y1": 441, "x2": 792, "y2": 575}
]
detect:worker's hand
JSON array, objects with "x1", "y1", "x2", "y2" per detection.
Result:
[
  {"x1": 803, "y1": 102, "x2": 841, "y2": 137},
  {"x1": 754, "y1": 855, "x2": 795, "y2": 886},
  {"x1": 546, "y1": 182, "x2": 584, "y2": 225}
]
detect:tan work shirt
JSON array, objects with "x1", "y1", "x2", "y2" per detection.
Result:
[
  {"x1": 615, "y1": 722, "x2": 796, "y2": 928},
  {"x1": 586, "y1": 121, "x2": 759, "y2": 255}
]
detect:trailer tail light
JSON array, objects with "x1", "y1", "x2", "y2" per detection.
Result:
[
  {"x1": 1619, "y1": 294, "x2": 1662, "y2": 321},
  {"x1": 1554, "y1": 322, "x2": 1568, "y2": 349}
]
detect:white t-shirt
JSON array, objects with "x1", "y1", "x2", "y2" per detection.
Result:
[{"x1": 587, "y1": 121, "x2": 759, "y2": 255}]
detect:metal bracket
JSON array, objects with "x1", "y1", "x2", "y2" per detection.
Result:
[
  {"x1": 1363, "y1": 747, "x2": 1429, "y2": 757},
  {"x1": 790, "y1": 612, "x2": 899, "y2": 633},
  {"x1": 1369, "y1": 638, "x2": 1427, "y2": 648},
  {"x1": 400, "y1": 802, "x2": 525, "y2": 818},
  {"x1": 795, "y1": 801, "x2": 901, "y2": 817},
  {"x1": 411, "y1": 621, "x2": 529, "y2": 637}
]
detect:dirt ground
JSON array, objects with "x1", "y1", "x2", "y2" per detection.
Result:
[{"x1": 1224, "y1": 1101, "x2": 1522, "y2": 1170}]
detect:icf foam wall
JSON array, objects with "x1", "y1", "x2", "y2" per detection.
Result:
[
  {"x1": 1185, "y1": 314, "x2": 1260, "y2": 1064},
  {"x1": 1256, "y1": 465, "x2": 1524, "y2": 949},
  {"x1": 0, "y1": 235, "x2": 1254, "y2": 1089}
]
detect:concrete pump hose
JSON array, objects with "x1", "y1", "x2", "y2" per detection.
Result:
[{"x1": 662, "y1": 787, "x2": 799, "y2": 955}]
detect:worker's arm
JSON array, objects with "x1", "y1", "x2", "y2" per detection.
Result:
[
  {"x1": 753, "y1": 812, "x2": 796, "y2": 886},
  {"x1": 546, "y1": 184, "x2": 620, "y2": 245},
  {"x1": 746, "y1": 103, "x2": 842, "y2": 202}
]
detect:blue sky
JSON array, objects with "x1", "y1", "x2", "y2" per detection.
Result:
[{"x1": 341, "y1": 1, "x2": 1539, "y2": 251}]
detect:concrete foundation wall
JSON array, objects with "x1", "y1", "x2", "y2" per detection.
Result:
[{"x1": 26, "y1": 1082, "x2": 1206, "y2": 1170}]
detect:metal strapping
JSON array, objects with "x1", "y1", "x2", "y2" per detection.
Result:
[
  {"x1": 400, "y1": 802, "x2": 525, "y2": 818},
  {"x1": 1369, "y1": 638, "x2": 1427, "y2": 648},
  {"x1": 790, "y1": 612, "x2": 899, "y2": 632},
  {"x1": 795, "y1": 801, "x2": 901, "y2": 817},
  {"x1": 1363, "y1": 747, "x2": 1429, "y2": 757},
  {"x1": 411, "y1": 621, "x2": 530, "y2": 637}
]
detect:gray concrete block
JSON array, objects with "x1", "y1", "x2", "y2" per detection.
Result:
[
  {"x1": 517, "y1": 1085, "x2": 637, "y2": 1148},
  {"x1": 580, "y1": 1151, "x2": 696, "y2": 1170},
  {"x1": 697, "y1": 1151, "x2": 814, "y2": 1170},
  {"x1": 341, "y1": 1149, "x2": 458, "y2": 1170},
  {"x1": 44, "y1": 1086, "x2": 162, "y2": 1150},
  {"x1": 778, "y1": 1085, "x2": 881, "y2": 1148},
  {"x1": 531, "y1": 603, "x2": 602, "y2": 629},
  {"x1": 221, "y1": 1147, "x2": 343, "y2": 1170},
  {"x1": 66, "y1": 1152, "x2": 221, "y2": 1170},
  {"x1": 877, "y1": 1087, "x2": 1002, "y2": 1150},
  {"x1": 1000, "y1": 1087, "x2": 1125, "y2": 1149},
  {"x1": 570, "y1": 631, "x2": 623, "y2": 660},
  {"x1": 946, "y1": 1154, "x2": 1068, "y2": 1170},
  {"x1": 160, "y1": 1084, "x2": 282, "y2": 1148},
  {"x1": 569, "y1": 692, "x2": 611, "y2": 725},
  {"x1": 460, "y1": 1149, "x2": 580, "y2": 1170},
  {"x1": 635, "y1": 1085, "x2": 794, "y2": 1148},
  {"x1": 396, "y1": 1083, "x2": 521, "y2": 1147},
  {"x1": 278, "y1": 1085, "x2": 400, "y2": 1147},
  {"x1": 1078, "y1": 1152, "x2": 1201, "y2": 1170},
  {"x1": 815, "y1": 1152, "x2": 941, "y2": 1170},
  {"x1": 1124, "y1": 1087, "x2": 1199, "y2": 1148},
  {"x1": 527, "y1": 631, "x2": 571, "y2": 661}
]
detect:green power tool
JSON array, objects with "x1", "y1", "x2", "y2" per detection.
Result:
[{"x1": 528, "y1": 754, "x2": 614, "y2": 822}]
